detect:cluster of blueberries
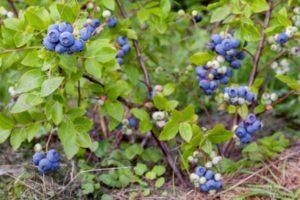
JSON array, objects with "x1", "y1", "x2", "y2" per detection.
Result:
[
  {"x1": 42, "y1": 20, "x2": 100, "y2": 54},
  {"x1": 117, "y1": 117, "x2": 139, "y2": 135},
  {"x1": 223, "y1": 86, "x2": 256, "y2": 105},
  {"x1": 269, "y1": 26, "x2": 298, "y2": 52},
  {"x1": 196, "y1": 63, "x2": 232, "y2": 95},
  {"x1": 32, "y1": 149, "x2": 61, "y2": 174},
  {"x1": 116, "y1": 36, "x2": 131, "y2": 65},
  {"x1": 235, "y1": 114, "x2": 262, "y2": 144},
  {"x1": 207, "y1": 34, "x2": 246, "y2": 69},
  {"x1": 194, "y1": 166, "x2": 222, "y2": 194}
]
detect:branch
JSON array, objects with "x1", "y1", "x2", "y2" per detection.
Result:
[
  {"x1": 248, "y1": 0, "x2": 272, "y2": 86},
  {"x1": 7, "y1": 0, "x2": 18, "y2": 17},
  {"x1": 115, "y1": 0, "x2": 186, "y2": 186},
  {"x1": 82, "y1": 74, "x2": 105, "y2": 87},
  {"x1": 77, "y1": 81, "x2": 81, "y2": 107},
  {"x1": 193, "y1": 94, "x2": 214, "y2": 128},
  {"x1": 115, "y1": 0, "x2": 152, "y2": 94}
]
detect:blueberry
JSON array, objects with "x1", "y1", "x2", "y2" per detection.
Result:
[
  {"x1": 204, "y1": 89, "x2": 212, "y2": 95},
  {"x1": 215, "y1": 44, "x2": 226, "y2": 55},
  {"x1": 235, "y1": 126, "x2": 247, "y2": 138},
  {"x1": 122, "y1": 44, "x2": 131, "y2": 54},
  {"x1": 194, "y1": 14, "x2": 202, "y2": 23},
  {"x1": 237, "y1": 87, "x2": 248, "y2": 97},
  {"x1": 59, "y1": 31, "x2": 75, "y2": 47},
  {"x1": 246, "y1": 125, "x2": 257, "y2": 135},
  {"x1": 213, "y1": 181, "x2": 222, "y2": 190},
  {"x1": 200, "y1": 184, "x2": 209, "y2": 192},
  {"x1": 129, "y1": 117, "x2": 138, "y2": 128},
  {"x1": 245, "y1": 92, "x2": 255, "y2": 102},
  {"x1": 228, "y1": 88, "x2": 238, "y2": 98},
  {"x1": 240, "y1": 133, "x2": 252, "y2": 144},
  {"x1": 47, "y1": 29, "x2": 60, "y2": 43},
  {"x1": 221, "y1": 39, "x2": 232, "y2": 51},
  {"x1": 236, "y1": 51, "x2": 246, "y2": 60},
  {"x1": 117, "y1": 50, "x2": 125, "y2": 57},
  {"x1": 225, "y1": 68, "x2": 232, "y2": 77},
  {"x1": 276, "y1": 33, "x2": 288, "y2": 44},
  {"x1": 55, "y1": 43, "x2": 68, "y2": 54},
  {"x1": 231, "y1": 60, "x2": 241, "y2": 69},
  {"x1": 220, "y1": 76, "x2": 229, "y2": 84},
  {"x1": 207, "y1": 42, "x2": 215, "y2": 50},
  {"x1": 91, "y1": 19, "x2": 101, "y2": 28},
  {"x1": 117, "y1": 36, "x2": 127, "y2": 46},
  {"x1": 46, "y1": 149, "x2": 61, "y2": 163},
  {"x1": 32, "y1": 152, "x2": 46, "y2": 166},
  {"x1": 69, "y1": 39, "x2": 85, "y2": 53},
  {"x1": 42, "y1": 38, "x2": 56, "y2": 51},
  {"x1": 226, "y1": 49, "x2": 238, "y2": 56},
  {"x1": 107, "y1": 17, "x2": 117, "y2": 28},
  {"x1": 58, "y1": 22, "x2": 73, "y2": 33},
  {"x1": 50, "y1": 161, "x2": 60, "y2": 171},
  {"x1": 117, "y1": 57, "x2": 123, "y2": 65},
  {"x1": 225, "y1": 55, "x2": 234, "y2": 62},
  {"x1": 38, "y1": 158, "x2": 52, "y2": 174},
  {"x1": 205, "y1": 180, "x2": 216, "y2": 190},
  {"x1": 195, "y1": 166, "x2": 206, "y2": 177},
  {"x1": 230, "y1": 39, "x2": 240, "y2": 49},
  {"x1": 117, "y1": 123, "x2": 123, "y2": 130},
  {"x1": 80, "y1": 27, "x2": 93, "y2": 41},
  {"x1": 211, "y1": 34, "x2": 222, "y2": 45},
  {"x1": 199, "y1": 80, "x2": 210, "y2": 90},
  {"x1": 86, "y1": 24, "x2": 95, "y2": 34},
  {"x1": 246, "y1": 114, "x2": 256, "y2": 124},
  {"x1": 252, "y1": 120, "x2": 262, "y2": 131},
  {"x1": 204, "y1": 170, "x2": 215, "y2": 180},
  {"x1": 209, "y1": 81, "x2": 218, "y2": 90},
  {"x1": 47, "y1": 24, "x2": 59, "y2": 32}
]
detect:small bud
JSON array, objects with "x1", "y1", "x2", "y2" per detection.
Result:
[
  {"x1": 154, "y1": 85, "x2": 163, "y2": 92},
  {"x1": 189, "y1": 173, "x2": 199, "y2": 181},
  {"x1": 216, "y1": 55, "x2": 225, "y2": 63},
  {"x1": 178, "y1": 9, "x2": 185, "y2": 16},
  {"x1": 262, "y1": 93, "x2": 270, "y2": 100},
  {"x1": 156, "y1": 120, "x2": 166, "y2": 128},
  {"x1": 210, "y1": 151, "x2": 217, "y2": 158},
  {"x1": 205, "y1": 162, "x2": 213, "y2": 168},
  {"x1": 212, "y1": 156, "x2": 222, "y2": 165},
  {"x1": 102, "y1": 10, "x2": 111, "y2": 18},
  {"x1": 87, "y1": 2, "x2": 94, "y2": 10},
  {"x1": 271, "y1": 62, "x2": 279, "y2": 69},
  {"x1": 209, "y1": 189, "x2": 217, "y2": 195},
  {"x1": 199, "y1": 176, "x2": 207, "y2": 184},
  {"x1": 97, "y1": 99, "x2": 104, "y2": 106},
  {"x1": 126, "y1": 129, "x2": 133, "y2": 135},
  {"x1": 34, "y1": 143, "x2": 42, "y2": 152},
  {"x1": 192, "y1": 10, "x2": 198, "y2": 16},
  {"x1": 238, "y1": 97, "x2": 245, "y2": 105},
  {"x1": 193, "y1": 150, "x2": 200, "y2": 157},
  {"x1": 86, "y1": 18, "x2": 92, "y2": 24},
  {"x1": 122, "y1": 119, "x2": 129, "y2": 125},
  {"x1": 214, "y1": 173, "x2": 222, "y2": 181},
  {"x1": 6, "y1": 11, "x2": 14, "y2": 18},
  {"x1": 270, "y1": 93, "x2": 278, "y2": 101},
  {"x1": 188, "y1": 156, "x2": 194, "y2": 163},
  {"x1": 208, "y1": 73, "x2": 214, "y2": 80}
]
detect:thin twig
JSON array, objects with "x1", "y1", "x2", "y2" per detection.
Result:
[
  {"x1": 242, "y1": 48, "x2": 254, "y2": 59},
  {"x1": 82, "y1": 74, "x2": 105, "y2": 87},
  {"x1": 7, "y1": 0, "x2": 18, "y2": 17},
  {"x1": 193, "y1": 94, "x2": 214, "y2": 127},
  {"x1": 77, "y1": 81, "x2": 81, "y2": 107},
  {"x1": 46, "y1": 128, "x2": 55, "y2": 152},
  {"x1": 248, "y1": 0, "x2": 272, "y2": 86},
  {"x1": 115, "y1": 0, "x2": 186, "y2": 186}
]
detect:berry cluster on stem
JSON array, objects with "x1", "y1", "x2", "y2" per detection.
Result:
[{"x1": 235, "y1": 114, "x2": 262, "y2": 144}]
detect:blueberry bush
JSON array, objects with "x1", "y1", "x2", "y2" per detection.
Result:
[{"x1": 0, "y1": 0, "x2": 299, "y2": 199}]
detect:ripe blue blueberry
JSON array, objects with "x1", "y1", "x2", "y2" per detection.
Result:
[
  {"x1": 221, "y1": 39, "x2": 232, "y2": 51},
  {"x1": 209, "y1": 81, "x2": 218, "y2": 90},
  {"x1": 194, "y1": 14, "x2": 202, "y2": 23},
  {"x1": 42, "y1": 38, "x2": 56, "y2": 51},
  {"x1": 245, "y1": 92, "x2": 255, "y2": 102},
  {"x1": 122, "y1": 44, "x2": 131, "y2": 54},
  {"x1": 228, "y1": 88, "x2": 238, "y2": 98},
  {"x1": 211, "y1": 34, "x2": 222, "y2": 45},
  {"x1": 204, "y1": 170, "x2": 215, "y2": 180},
  {"x1": 237, "y1": 87, "x2": 248, "y2": 97},
  {"x1": 200, "y1": 184, "x2": 209, "y2": 192},
  {"x1": 240, "y1": 133, "x2": 252, "y2": 144},
  {"x1": 46, "y1": 149, "x2": 61, "y2": 163},
  {"x1": 246, "y1": 125, "x2": 257, "y2": 135},
  {"x1": 204, "y1": 89, "x2": 212, "y2": 95},
  {"x1": 236, "y1": 51, "x2": 246, "y2": 60},
  {"x1": 117, "y1": 36, "x2": 127, "y2": 46},
  {"x1": 69, "y1": 39, "x2": 85, "y2": 53},
  {"x1": 207, "y1": 42, "x2": 215, "y2": 50},
  {"x1": 205, "y1": 180, "x2": 216, "y2": 190},
  {"x1": 47, "y1": 24, "x2": 59, "y2": 32},
  {"x1": 235, "y1": 127, "x2": 247, "y2": 138},
  {"x1": 220, "y1": 76, "x2": 229, "y2": 84},
  {"x1": 252, "y1": 120, "x2": 262, "y2": 131},
  {"x1": 230, "y1": 39, "x2": 240, "y2": 49},
  {"x1": 129, "y1": 117, "x2": 138, "y2": 128},
  {"x1": 59, "y1": 31, "x2": 75, "y2": 47},
  {"x1": 246, "y1": 113, "x2": 256, "y2": 124},
  {"x1": 80, "y1": 27, "x2": 93, "y2": 41},
  {"x1": 55, "y1": 43, "x2": 68, "y2": 54},
  {"x1": 58, "y1": 22, "x2": 73, "y2": 33},
  {"x1": 47, "y1": 29, "x2": 60, "y2": 43},
  {"x1": 231, "y1": 60, "x2": 241, "y2": 69},
  {"x1": 107, "y1": 17, "x2": 117, "y2": 28},
  {"x1": 117, "y1": 57, "x2": 124, "y2": 65},
  {"x1": 199, "y1": 80, "x2": 210, "y2": 90},
  {"x1": 38, "y1": 158, "x2": 52, "y2": 174},
  {"x1": 196, "y1": 67, "x2": 206, "y2": 78},
  {"x1": 215, "y1": 44, "x2": 226, "y2": 55},
  {"x1": 213, "y1": 181, "x2": 222, "y2": 190},
  {"x1": 276, "y1": 33, "x2": 288, "y2": 44},
  {"x1": 91, "y1": 19, "x2": 101, "y2": 28},
  {"x1": 225, "y1": 55, "x2": 234, "y2": 62},
  {"x1": 32, "y1": 152, "x2": 46, "y2": 166},
  {"x1": 50, "y1": 161, "x2": 60, "y2": 171},
  {"x1": 195, "y1": 166, "x2": 206, "y2": 176},
  {"x1": 117, "y1": 50, "x2": 125, "y2": 57}
]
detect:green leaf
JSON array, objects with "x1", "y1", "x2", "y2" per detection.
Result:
[
  {"x1": 26, "y1": 123, "x2": 41, "y2": 142},
  {"x1": 155, "y1": 177, "x2": 165, "y2": 188},
  {"x1": 237, "y1": 104, "x2": 248, "y2": 119},
  {"x1": 10, "y1": 128, "x2": 27, "y2": 150},
  {"x1": 0, "y1": 114, "x2": 15, "y2": 130},
  {"x1": 58, "y1": 120, "x2": 79, "y2": 159},
  {"x1": 251, "y1": 0, "x2": 269, "y2": 13},
  {"x1": 159, "y1": 120, "x2": 179, "y2": 141},
  {"x1": 134, "y1": 163, "x2": 148, "y2": 176},
  {"x1": 152, "y1": 165, "x2": 166, "y2": 176},
  {"x1": 131, "y1": 108, "x2": 149, "y2": 120},
  {"x1": 190, "y1": 52, "x2": 214, "y2": 65},
  {"x1": 41, "y1": 77, "x2": 64, "y2": 97},
  {"x1": 276, "y1": 8, "x2": 292, "y2": 26},
  {"x1": 85, "y1": 59, "x2": 103, "y2": 80},
  {"x1": 0, "y1": 128, "x2": 11, "y2": 144},
  {"x1": 24, "y1": 7, "x2": 51, "y2": 30},
  {"x1": 15, "y1": 69, "x2": 43, "y2": 93},
  {"x1": 162, "y1": 83, "x2": 175, "y2": 96},
  {"x1": 51, "y1": 102, "x2": 63, "y2": 125},
  {"x1": 210, "y1": 6, "x2": 231, "y2": 22},
  {"x1": 56, "y1": 3, "x2": 80, "y2": 23},
  {"x1": 101, "y1": 0, "x2": 115, "y2": 10},
  {"x1": 145, "y1": 171, "x2": 156, "y2": 180},
  {"x1": 207, "y1": 124, "x2": 233, "y2": 144},
  {"x1": 179, "y1": 122, "x2": 193, "y2": 142},
  {"x1": 276, "y1": 75, "x2": 300, "y2": 90},
  {"x1": 153, "y1": 94, "x2": 168, "y2": 110},
  {"x1": 125, "y1": 144, "x2": 143, "y2": 160},
  {"x1": 11, "y1": 93, "x2": 43, "y2": 113},
  {"x1": 21, "y1": 51, "x2": 41, "y2": 67},
  {"x1": 254, "y1": 104, "x2": 266, "y2": 114},
  {"x1": 105, "y1": 101, "x2": 124, "y2": 122}
]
